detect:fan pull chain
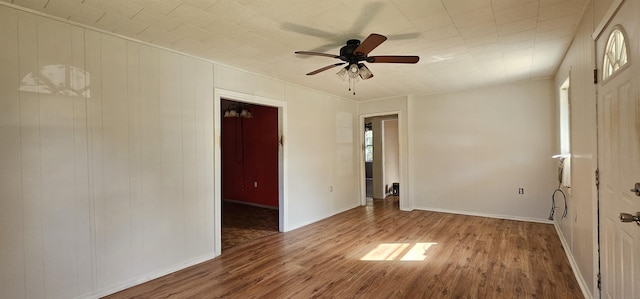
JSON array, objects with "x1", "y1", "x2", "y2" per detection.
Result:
[{"x1": 349, "y1": 78, "x2": 356, "y2": 95}]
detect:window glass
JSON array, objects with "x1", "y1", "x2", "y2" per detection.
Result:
[
  {"x1": 603, "y1": 27, "x2": 628, "y2": 80},
  {"x1": 365, "y1": 130, "x2": 373, "y2": 162}
]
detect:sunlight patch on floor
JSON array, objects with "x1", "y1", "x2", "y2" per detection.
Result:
[{"x1": 360, "y1": 242, "x2": 437, "y2": 261}]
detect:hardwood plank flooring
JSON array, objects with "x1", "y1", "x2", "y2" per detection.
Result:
[
  {"x1": 222, "y1": 201, "x2": 279, "y2": 251},
  {"x1": 105, "y1": 197, "x2": 583, "y2": 298}
]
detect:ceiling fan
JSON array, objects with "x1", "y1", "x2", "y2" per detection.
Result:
[{"x1": 295, "y1": 33, "x2": 419, "y2": 94}]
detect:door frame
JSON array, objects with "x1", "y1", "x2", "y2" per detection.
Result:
[
  {"x1": 213, "y1": 88, "x2": 287, "y2": 255},
  {"x1": 359, "y1": 111, "x2": 406, "y2": 209}
]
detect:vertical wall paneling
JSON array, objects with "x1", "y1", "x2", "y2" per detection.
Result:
[
  {"x1": 126, "y1": 41, "x2": 143, "y2": 279},
  {"x1": 138, "y1": 44, "x2": 163, "y2": 274},
  {"x1": 38, "y1": 14, "x2": 76, "y2": 298},
  {"x1": 86, "y1": 36, "x2": 216, "y2": 294},
  {"x1": 180, "y1": 56, "x2": 199, "y2": 259},
  {"x1": 285, "y1": 86, "x2": 333, "y2": 227},
  {"x1": 17, "y1": 11, "x2": 45, "y2": 299},
  {"x1": 2, "y1": 3, "x2": 362, "y2": 296},
  {"x1": 158, "y1": 50, "x2": 184, "y2": 265},
  {"x1": 0, "y1": 6, "x2": 25, "y2": 299},
  {"x1": 99, "y1": 33, "x2": 133, "y2": 288},
  {"x1": 1, "y1": 7, "x2": 217, "y2": 295},
  {"x1": 85, "y1": 29, "x2": 105, "y2": 291},
  {"x1": 332, "y1": 99, "x2": 358, "y2": 212},
  {"x1": 9, "y1": 13, "x2": 94, "y2": 298},
  {"x1": 553, "y1": 3, "x2": 598, "y2": 296},
  {"x1": 197, "y1": 62, "x2": 214, "y2": 256},
  {"x1": 71, "y1": 24, "x2": 93, "y2": 296}
]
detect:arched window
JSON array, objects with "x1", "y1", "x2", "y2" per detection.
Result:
[{"x1": 602, "y1": 27, "x2": 629, "y2": 80}]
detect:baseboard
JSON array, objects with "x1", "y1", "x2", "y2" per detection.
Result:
[
  {"x1": 413, "y1": 206, "x2": 553, "y2": 224},
  {"x1": 80, "y1": 252, "x2": 217, "y2": 299},
  {"x1": 223, "y1": 198, "x2": 278, "y2": 210},
  {"x1": 284, "y1": 202, "x2": 361, "y2": 232},
  {"x1": 553, "y1": 222, "x2": 593, "y2": 299}
]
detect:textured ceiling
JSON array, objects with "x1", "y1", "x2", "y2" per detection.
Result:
[{"x1": 3, "y1": 0, "x2": 589, "y2": 100}]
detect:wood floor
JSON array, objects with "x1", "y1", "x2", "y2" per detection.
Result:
[
  {"x1": 222, "y1": 201, "x2": 279, "y2": 251},
  {"x1": 105, "y1": 197, "x2": 583, "y2": 298}
]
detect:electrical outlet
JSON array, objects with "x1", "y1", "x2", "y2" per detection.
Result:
[{"x1": 518, "y1": 188, "x2": 524, "y2": 194}]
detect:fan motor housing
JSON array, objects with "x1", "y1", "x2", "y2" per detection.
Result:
[{"x1": 340, "y1": 39, "x2": 365, "y2": 63}]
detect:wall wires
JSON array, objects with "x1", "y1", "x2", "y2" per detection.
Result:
[{"x1": 549, "y1": 157, "x2": 568, "y2": 220}]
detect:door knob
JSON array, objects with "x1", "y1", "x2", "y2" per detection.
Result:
[
  {"x1": 619, "y1": 212, "x2": 640, "y2": 225},
  {"x1": 631, "y1": 182, "x2": 640, "y2": 196}
]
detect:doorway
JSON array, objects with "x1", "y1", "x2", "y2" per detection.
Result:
[
  {"x1": 214, "y1": 89, "x2": 287, "y2": 255},
  {"x1": 220, "y1": 99, "x2": 279, "y2": 251},
  {"x1": 363, "y1": 114, "x2": 400, "y2": 207}
]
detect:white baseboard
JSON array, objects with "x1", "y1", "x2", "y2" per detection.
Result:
[
  {"x1": 79, "y1": 252, "x2": 217, "y2": 299},
  {"x1": 553, "y1": 222, "x2": 593, "y2": 299},
  {"x1": 413, "y1": 206, "x2": 553, "y2": 224}
]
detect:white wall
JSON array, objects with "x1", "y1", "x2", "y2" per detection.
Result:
[
  {"x1": 371, "y1": 118, "x2": 385, "y2": 198},
  {"x1": 0, "y1": 5, "x2": 359, "y2": 298},
  {"x1": 408, "y1": 80, "x2": 557, "y2": 221},
  {"x1": 553, "y1": 2, "x2": 599, "y2": 297},
  {"x1": 383, "y1": 119, "x2": 400, "y2": 193}
]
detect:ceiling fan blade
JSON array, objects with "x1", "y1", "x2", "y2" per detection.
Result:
[
  {"x1": 354, "y1": 33, "x2": 387, "y2": 56},
  {"x1": 366, "y1": 56, "x2": 420, "y2": 63},
  {"x1": 306, "y1": 63, "x2": 346, "y2": 75},
  {"x1": 295, "y1": 51, "x2": 340, "y2": 59},
  {"x1": 282, "y1": 23, "x2": 337, "y2": 40}
]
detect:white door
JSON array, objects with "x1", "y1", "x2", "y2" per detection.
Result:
[{"x1": 596, "y1": 1, "x2": 640, "y2": 298}]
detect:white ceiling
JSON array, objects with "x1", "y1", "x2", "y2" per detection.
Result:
[{"x1": 4, "y1": 0, "x2": 589, "y2": 100}]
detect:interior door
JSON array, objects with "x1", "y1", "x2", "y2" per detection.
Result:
[{"x1": 596, "y1": 1, "x2": 640, "y2": 298}]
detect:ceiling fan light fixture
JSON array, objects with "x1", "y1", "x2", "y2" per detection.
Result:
[
  {"x1": 296, "y1": 33, "x2": 419, "y2": 95},
  {"x1": 224, "y1": 103, "x2": 253, "y2": 118},
  {"x1": 358, "y1": 63, "x2": 373, "y2": 80},
  {"x1": 337, "y1": 67, "x2": 348, "y2": 80},
  {"x1": 348, "y1": 69, "x2": 359, "y2": 79},
  {"x1": 349, "y1": 63, "x2": 359, "y2": 73}
]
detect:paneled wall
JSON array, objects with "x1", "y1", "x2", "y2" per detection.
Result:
[
  {"x1": 0, "y1": 6, "x2": 215, "y2": 298},
  {"x1": 1, "y1": 5, "x2": 360, "y2": 298},
  {"x1": 554, "y1": 2, "x2": 598, "y2": 297},
  {"x1": 284, "y1": 85, "x2": 360, "y2": 228}
]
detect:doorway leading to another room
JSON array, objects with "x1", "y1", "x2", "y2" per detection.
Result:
[
  {"x1": 364, "y1": 115, "x2": 400, "y2": 208},
  {"x1": 220, "y1": 98, "x2": 280, "y2": 251}
]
